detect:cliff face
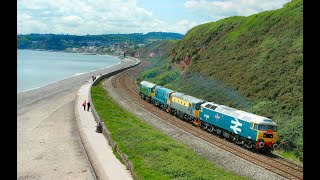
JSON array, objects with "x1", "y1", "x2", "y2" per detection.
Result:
[{"x1": 138, "y1": 0, "x2": 303, "y2": 160}]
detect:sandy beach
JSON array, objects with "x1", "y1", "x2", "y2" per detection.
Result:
[{"x1": 17, "y1": 58, "x2": 136, "y2": 179}]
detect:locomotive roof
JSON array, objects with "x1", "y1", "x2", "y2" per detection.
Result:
[
  {"x1": 201, "y1": 102, "x2": 277, "y2": 126},
  {"x1": 155, "y1": 86, "x2": 175, "y2": 93},
  {"x1": 172, "y1": 92, "x2": 205, "y2": 104},
  {"x1": 140, "y1": 81, "x2": 156, "y2": 88}
]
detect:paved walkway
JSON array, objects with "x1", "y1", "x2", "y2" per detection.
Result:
[{"x1": 75, "y1": 80, "x2": 133, "y2": 180}]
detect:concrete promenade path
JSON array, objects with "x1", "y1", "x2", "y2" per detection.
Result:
[{"x1": 75, "y1": 80, "x2": 133, "y2": 180}]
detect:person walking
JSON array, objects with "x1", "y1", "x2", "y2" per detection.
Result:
[
  {"x1": 87, "y1": 101, "x2": 91, "y2": 111},
  {"x1": 82, "y1": 100, "x2": 86, "y2": 111}
]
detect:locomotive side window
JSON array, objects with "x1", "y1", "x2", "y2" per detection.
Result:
[{"x1": 210, "y1": 105, "x2": 217, "y2": 110}]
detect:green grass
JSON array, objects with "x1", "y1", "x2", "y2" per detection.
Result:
[
  {"x1": 91, "y1": 82, "x2": 248, "y2": 180},
  {"x1": 274, "y1": 150, "x2": 302, "y2": 164}
]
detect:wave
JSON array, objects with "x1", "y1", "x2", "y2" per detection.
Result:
[{"x1": 73, "y1": 72, "x2": 86, "y2": 76}]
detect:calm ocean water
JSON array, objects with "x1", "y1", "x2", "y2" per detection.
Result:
[{"x1": 17, "y1": 49, "x2": 121, "y2": 93}]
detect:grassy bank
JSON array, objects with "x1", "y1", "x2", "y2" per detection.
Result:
[
  {"x1": 274, "y1": 150, "x2": 302, "y2": 164},
  {"x1": 91, "y1": 81, "x2": 247, "y2": 180}
]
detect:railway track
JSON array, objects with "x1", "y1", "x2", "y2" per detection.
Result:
[{"x1": 109, "y1": 60, "x2": 303, "y2": 180}]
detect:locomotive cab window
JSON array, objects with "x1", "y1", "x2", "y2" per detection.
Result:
[{"x1": 254, "y1": 124, "x2": 277, "y2": 132}]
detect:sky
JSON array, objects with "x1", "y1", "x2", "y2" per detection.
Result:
[{"x1": 17, "y1": 0, "x2": 291, "y2": 35}]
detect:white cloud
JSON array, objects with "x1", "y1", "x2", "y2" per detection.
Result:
[
  {"x1": 17, "y1": 0, "x2": 291, "y2": 35},
  {"x1": 17, "y1": 0, "x2": 178, "y2": 34},
  {"x1": 170, "y1": 19, "x2": 201, "y2": 34},
  {"x1": 184, "y1": 0, "x2": 291, "y2": 20}
]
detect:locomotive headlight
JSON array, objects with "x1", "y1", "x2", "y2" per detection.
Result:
[
  {"x1": 259, "y1": 141, "x2": 264, "y2": 148},
  {"x1": 273, "y1": 143, "x2": 278, "y2": 149}
]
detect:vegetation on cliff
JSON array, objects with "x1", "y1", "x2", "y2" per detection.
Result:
[{"x1": 138, "y1": 0, "x2": 303, "y2": 160}]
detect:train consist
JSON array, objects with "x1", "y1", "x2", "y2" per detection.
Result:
[{"x1": 139, "y1": 80, "x2": 278, "y2": 153}]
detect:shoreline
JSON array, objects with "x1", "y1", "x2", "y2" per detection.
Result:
[
  {"x1": 17, "y1": 49, "x2": 123, "y2": 94},
  {"x1": 17, "y1": 61, "x2": 122, "y2": 94}
]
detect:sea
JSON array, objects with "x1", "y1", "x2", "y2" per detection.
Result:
[{"x1": 17, "y1": 49, "x2": 121, "y2": 93}]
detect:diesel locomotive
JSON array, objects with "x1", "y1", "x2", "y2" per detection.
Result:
[{"x1": 139, "y1": 80, "x2": 278, "y2": 153}]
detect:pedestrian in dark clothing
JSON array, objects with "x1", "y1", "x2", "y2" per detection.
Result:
[
  {"x1": 82, "y1": 100, "x2": 86, "y2": 111},
  {"x1": 87, "y1": 101, "x2": 91, "y2": 111},
  {"x1": 96, "y1": 121, "x2": 102, "y2": 133}
]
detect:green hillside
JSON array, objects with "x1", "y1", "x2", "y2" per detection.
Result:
[{"x1": 138, "y1": 0, "x2": 303, "y2": 160}]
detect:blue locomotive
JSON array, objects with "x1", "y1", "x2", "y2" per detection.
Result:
[
  {"x1": 199, "y1": 102, "x2": 278, "y2": 152},
  {"x1": 139, "y1": 80, "x2": 278, "y2": 152},
  {"x1": 151, "y1": 86, "x2": 175, "y2": 111}
]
